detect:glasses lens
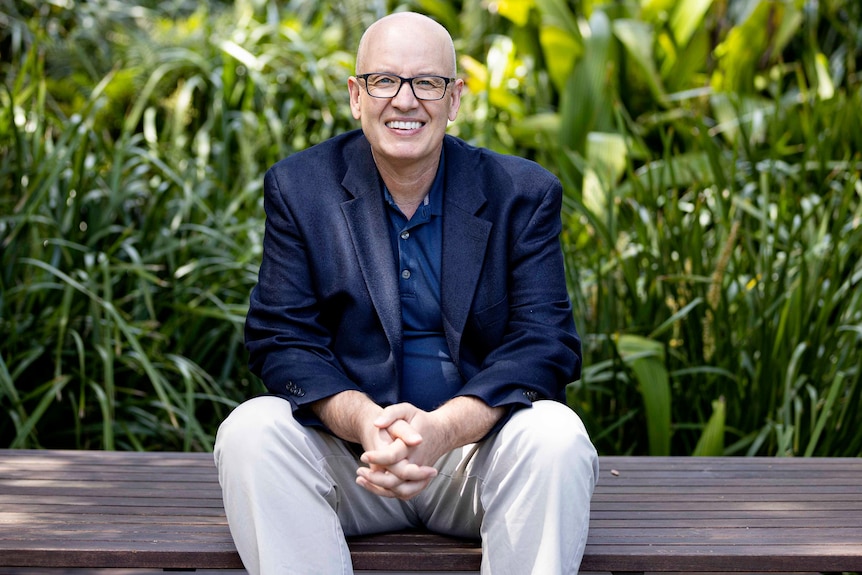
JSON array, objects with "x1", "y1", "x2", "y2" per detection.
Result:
[
  {"x1": 364, "y1": 74, "x2": 400, "y2": 97},
  {"x1": 411, "y1": 76, "x2": 447, "y2": 100},
  {"x1": 364, "y1": 74, "x2": 448, "y2": 100}
]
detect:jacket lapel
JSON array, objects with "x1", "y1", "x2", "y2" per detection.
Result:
[
  {"x1": 339, "y1": 139, "x2": 403, "y2": 357},
  {"x1": 440, "y1": 138, "x2": 492, "y2": 366},
  {"x1": 337, "y1": 135, "x2": 492, "y2": 369}
]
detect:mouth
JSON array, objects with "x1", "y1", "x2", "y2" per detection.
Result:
[{"x1": 386, "y1": 120, "x2": 424, "y2": 131}]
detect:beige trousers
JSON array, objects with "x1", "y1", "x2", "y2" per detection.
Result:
[{"x1": 214, "y1": 396, "x2": 598, "y2": 575}]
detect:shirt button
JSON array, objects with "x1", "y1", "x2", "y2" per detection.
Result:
[
  {"x1": 401, "y1": 269, "x2": 411, "y2": 279},
  {"x1": 400, "y1": 231, "x2": 410, "y2": 240}
]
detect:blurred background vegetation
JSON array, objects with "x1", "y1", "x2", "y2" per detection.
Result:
[{"x1": 1, "y1": 0, "x2": 860, "y2": 457}]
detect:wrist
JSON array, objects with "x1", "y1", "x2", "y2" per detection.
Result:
[
  {"x1": 355, "y1": 403, "x2": 382, "y2": 445},
  {"x1": 424, "y1": 409, "x2": 454, "y2": 451},
  {"x1": 312, "y1": 391, "x2": 382, "y2": 446},
  {"x1": 434, "y1": 396, "x2": 504, "y2": 447}
]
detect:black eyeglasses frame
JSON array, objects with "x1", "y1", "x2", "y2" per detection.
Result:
[{"x1": 355, "y1": 73, "x2": 455, "y2": 101}]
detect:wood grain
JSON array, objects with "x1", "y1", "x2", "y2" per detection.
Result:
[{"x1": 1, "y1": 450, "x2": 860, "y2": 572}]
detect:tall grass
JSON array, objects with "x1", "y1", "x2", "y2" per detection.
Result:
[
  {"x1": 554, "y1": 13, "x2": 862, "y2": 456},
  {"x1": 1, "y1": 0, "x2": 357, "y2": 449},
  {"x1": 1, "y1": 0, "x2": 860, "y2": 455},
  {"x1": 565, "y1": 99, "x2": 862, "y2": 456},
  {"x1": 460, "y1": 0, "x2": 862, "y2": 456}
]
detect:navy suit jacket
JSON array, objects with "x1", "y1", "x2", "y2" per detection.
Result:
[{"x1": 245, "y1": 130, "x2": 581, "y2": 427}]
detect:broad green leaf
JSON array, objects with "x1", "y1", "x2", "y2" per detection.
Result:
[
  {"x1": 669, "y1": 0, "x2": 713, "y2": 48},
  {"x1": 617, "y1": 335, "x2": 671, "y2": 456},
  {"x1": 583, "y1": 132, "x2": 627, "y2": 223},
  {"x1": 535, "y1": 0, "x2": 581, "y2": 39},
  {"x1": 660, "y1": 23, "x2": 710, "y2": 91},
  {"x1": 459, "y1": 54, "x2": 488, "y2": 95},
  {"x1": 692, "y1": 397, "x2": 726, "y2": 456},
  {"x1": 814, "y1": 52, "x2": 835, "y2": 100},
  {"x1": 559, "y1": 9, "x2": 614, "y2": 154},
  {"x1": 414, "y1": 0, "x2": 462, "y2": 32},
  {"x1": 772, "y1": 2, "x2": 804, "y2": 55},
  {"x1": 217, "y1": 39, "x2": 263, "y2": 72},
  {"x1": 641, "y1": 0, "x2": 678, "y2": 22},
  {"x1": 497, "y1": 0, "x2": 535, "y2": 27},
  {"x1": 712, "y1": 0, "x2": 801, "y2": 93},
  {"x1": 582, "y1": 168, "x2": 607, "y2": 223},
  {"x1": 613, "y1": 19, "x2": 666, "y2": 102},
  {"x1": 540, "y1": 24, "x2": 583, "y2": 93},
  {"x1": 586, "y1": 131, "x2": 628, "y2": 186},
  {"x1": 510, "y1": 112, "x2": 561, "y2": 148}
]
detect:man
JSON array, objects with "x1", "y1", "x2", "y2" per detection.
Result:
[{"x1": 214, "y1": 11, "x2": 598, "y2": 575}]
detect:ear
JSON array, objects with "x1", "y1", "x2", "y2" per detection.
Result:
[
  {"x1": 348, "y1": 77, "x2": 363, "y2": 120},
  {"x1": 447, "y1": 78, "x2": 464, "y2": 122}
]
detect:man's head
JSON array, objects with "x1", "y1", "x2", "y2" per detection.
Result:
[{"x1": 348, "y1": 12, "x2": 463, "y2": 172}]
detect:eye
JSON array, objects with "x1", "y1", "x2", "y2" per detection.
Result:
[
  {"x1": 370, "y1": 74, "x2": 397, "y2": 86},
  {"x1": 415, "y1": 77, "x2": 444, "y2": 88}
]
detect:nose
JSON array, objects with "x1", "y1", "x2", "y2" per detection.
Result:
[{"x1": 391, "y1": 79, "x2": 419, "y2": 108}]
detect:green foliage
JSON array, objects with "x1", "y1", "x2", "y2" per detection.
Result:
[
  {"x1": 1, "y1": 0, "x2": 860, "y2": 456},
  {"x1": 0, "y1": 0, "x2": 357, "y2": 450},
  {"x1": 490, "y1": 0, "x2": 862, "y2": 457}
]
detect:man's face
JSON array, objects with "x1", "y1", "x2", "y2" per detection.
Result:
[{"x1": 348, "y1": 17, "x2": 463, "y2": 170}]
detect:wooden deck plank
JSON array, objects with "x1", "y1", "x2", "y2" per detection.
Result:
[
  {"x1": 1, "y1": 450, "x2": 861, "y2": 573},
  {"x1": 7, "y1": 527, "x2": 859, "y2": 548},
  {"x1": 11, "y1": 530, "x2": 859, "y2": 549},
  {"x1": 5, "y1": 513, "x2": 861, "y2": 529}
]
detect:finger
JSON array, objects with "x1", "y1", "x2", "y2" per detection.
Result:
[
  {"x1": 356, "y1": 466, "x2": 402, "y2": 490},
  {"x1": 359, "y1": 460, "x2": 437, "y2": 484},
  {"x1": 356, "y1": 473, "x2": 433, "y2": 501},
  {"x1": 386, "y1": 419, "x2": 423, "y2": 446},
  {"x1": 361, "y1": 438, "x2": 410, "y2": 467},
  {"x1": 390, "y1": 460, "x2": 438, "y2": 482},
  {"x1": 356, "y1": 475, "x2": 402, "y2": 499},
  {"x1": 386, "y1": 476, "x2": 434, "y2": 500}
]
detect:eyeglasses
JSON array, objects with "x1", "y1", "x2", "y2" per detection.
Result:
[{"x1": 356, "y1": 73, "x2": 455, "y2": 101}]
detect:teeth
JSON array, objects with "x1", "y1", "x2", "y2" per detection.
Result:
[{"x1": 387, "y1": 121, "x2": 422, "y2": 130}]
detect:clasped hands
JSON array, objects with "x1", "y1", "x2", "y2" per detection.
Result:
[{"x1": 355, "y1": 403, "x2": 452, "y2": 501}]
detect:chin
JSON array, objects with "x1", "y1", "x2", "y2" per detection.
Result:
[{"x1": 379, "y1": 141, "x2": 427, "y2": 161}]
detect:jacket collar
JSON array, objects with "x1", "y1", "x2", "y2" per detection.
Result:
[{"x1": 339, "y1": 133, "x2": 492, "y2": 366}]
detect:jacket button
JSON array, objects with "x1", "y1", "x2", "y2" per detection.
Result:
[{"x1": 286, "y1": 381, "x2": 305, "y2": 396}]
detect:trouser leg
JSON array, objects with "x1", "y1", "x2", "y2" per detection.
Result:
[
  {"x1": 213, "y1": 396, "x2": 417, "y2": 575},
  {"x1": 415, "y1": 401, "x2": 599, "y2": 575}
]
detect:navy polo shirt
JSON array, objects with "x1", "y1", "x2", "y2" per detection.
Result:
[{"x1": 383, "y1": 155, "x2": 464, "y2": 410}]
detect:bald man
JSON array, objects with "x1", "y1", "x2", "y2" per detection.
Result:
[{"x1": 215, "y1": 12, "x2": 598, "y2": 574}]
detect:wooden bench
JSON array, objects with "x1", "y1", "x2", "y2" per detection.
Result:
[{"x1": 1, "y1": 449, "x2": 860, "y2": 573}]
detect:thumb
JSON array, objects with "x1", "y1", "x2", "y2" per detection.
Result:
[
  {"x1": 372, "y1": 403, "x2": 414, "y2": 428},
  {"x1": 374, "y1": 404, "x2": 423, "y2": 446}
]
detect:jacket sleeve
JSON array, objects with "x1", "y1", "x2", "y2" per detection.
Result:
[
  {"x1": 453, "y1": 170, "x2": 581, "y2": 422},
  {"x1": 244, "y1": 165, "x2": 362, "y2": 423}
]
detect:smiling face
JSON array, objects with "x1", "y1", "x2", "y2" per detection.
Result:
[{"x1": 348, "y1": 13, "x2": 463, "y2": 174}]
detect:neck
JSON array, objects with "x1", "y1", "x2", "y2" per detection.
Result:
[{"x1": 373, "y1": 154, "x2": 440, "y2": 220}]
